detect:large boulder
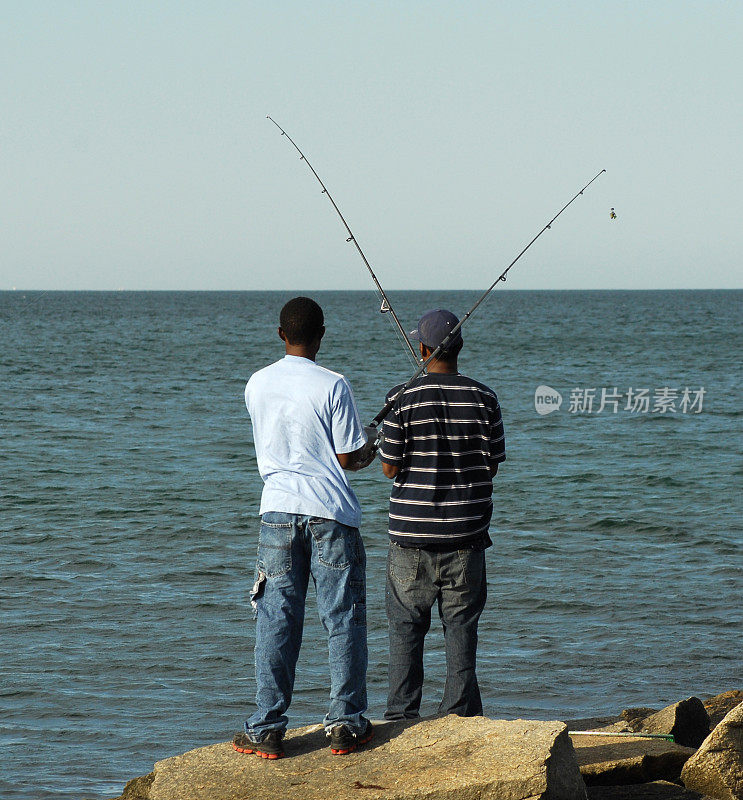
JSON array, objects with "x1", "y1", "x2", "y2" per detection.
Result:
[
  {"x1": 622, "y1": 698, "x2": 710, "y2": 749},
  {"x1": 586, "y1": 781, "x2": 713, "y2": 799},
  {"x1": 621, "y1": 709, "x2": 659, "y2": 727},
  {"x1": 116, "y1": 715, "x2": 588, "y2": 800},
  {"x1": 570, "y1": 733, "x2": 696, "y2": 785},
  {"x1": 681, "y1": 701, "x2": 743, "y2": 800},
  {"x1": 704, "y1": 692, "x2": 743, "y2": 731},
  {"x1": 565, "y1": 693, "x2": 742, "y2": 742},
  {"x1": 565, "y1": 716, "x2": 624, "y2": 732}
]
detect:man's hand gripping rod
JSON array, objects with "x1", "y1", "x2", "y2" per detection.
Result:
[{"x1": 369, "y1": 169, "x2": 606, "y2": 429}]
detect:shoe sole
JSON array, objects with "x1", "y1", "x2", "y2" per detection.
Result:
[
  {"x1": 330, "y1": 727, "x2": 374, "y2": 755},
  {"x1": 232, "y1": 742, "x2": 284, "y2": 759}
]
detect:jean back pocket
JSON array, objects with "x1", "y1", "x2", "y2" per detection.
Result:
[
  {"x1": 388, "y1": 543, "x2": 420, "y2": 585},
  {"x1": 256, "y1": 518, "x2": 293, "y2": 578}
]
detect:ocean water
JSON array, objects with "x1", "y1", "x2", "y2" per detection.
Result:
[{"x1": 1, "y1": 289, "x2": 741, "y2": 800}]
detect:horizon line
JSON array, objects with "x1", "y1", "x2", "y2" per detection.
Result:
[{"x1": 2, "y1": 287, "x2": 741, "y2": 293}]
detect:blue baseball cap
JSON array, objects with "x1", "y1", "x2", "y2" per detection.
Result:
[{"x1": 409, "y1": 309, "x2": 463, "y2": 351}]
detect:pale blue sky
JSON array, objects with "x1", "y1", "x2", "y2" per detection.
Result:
[{"x1": 2, "y1": 1, "x2": 741, "y2": 290}]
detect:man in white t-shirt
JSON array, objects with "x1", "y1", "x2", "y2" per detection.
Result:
[{"x1": 233, "y1": 297, "x2": 375, "y2": 760}]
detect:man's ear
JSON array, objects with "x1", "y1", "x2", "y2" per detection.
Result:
[
  {"x1": 278, "y1": 326, "x2": 286, "y2": 342},
  {"x1": 318, "y1": 325, "x2": 326, "y2": 341}
]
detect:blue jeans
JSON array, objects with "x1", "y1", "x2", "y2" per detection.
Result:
[
  {"x1": 247, "y1": 512, "x2": 368, "y2": 739},
  {"x1": 385, "y1": 543, "x2": 486, "y2": 720}
]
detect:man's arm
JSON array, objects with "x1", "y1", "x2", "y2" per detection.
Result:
[
  {"x1": 378, "y1": 394, "x2": 404, "y2": 478},
  {"x1": 382, "y1": 462, "x2": 399, "y2": 479},
  {"x1": 337, "y1": 425, "x2": 378, "y2": 471},
  {"x1": 331, "y1": 380, "x2": 373, "y2": 471},
  {"x1": 379, "y1": 426, "x2": 403, "y2": 477},
  {"x1": 488, "y1": 394, "x2": 506, "y2": 478},
  {"x1": 336, "y1": 447, "x2": 368, "y2": 471}
]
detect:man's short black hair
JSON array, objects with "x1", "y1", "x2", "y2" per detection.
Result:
[
  {"x1": 421, "y1": 338, "x2": 462, "y2": 359},
  {"x1": 279, "y1": 296, "x2": 324, "y2": 345}
]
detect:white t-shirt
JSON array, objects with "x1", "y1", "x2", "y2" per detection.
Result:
[{"x1": 244, "y1": 355, "x2": 367, "y2": 528}]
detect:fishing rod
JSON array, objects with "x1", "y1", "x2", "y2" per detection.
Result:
[
  {"x1": 369, "y1": 168, "x2": 607, "y2": 428},
  {"x1": 266, "y1": 116, "x2": 420, "y2": 368}
]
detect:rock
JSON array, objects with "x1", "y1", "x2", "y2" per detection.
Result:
[
  {"x1": 566, "y1": 717, "x2": 623, "y2": 732},
  {"x1": 681, "y1": 701, "x2": 743, "y2": 800},
  {"x1": 570, "y1": 733, "x2": 696, "y2": 785},
  {"x1": 115, "y1": 715, "x2": 588, "y2": 800},
  {"x1": 704, "y1": 692, "x2": 743, "y2": 731},
  {"x1": 119, "y1": 772, "x2": 154, "y2": 800},
  {"x1": 622, "y1": 710, "x2": 662, "y2": 728},
  {"x1": 617, "y1": 699, "x2": 710, "y2": 749},
  {"x1": 586, "y1": 780, "x2": 712, "y2": 799},
  {"x1": 586, "y1": 780, "x2": 713, "y2": 799},
  {"x1": 644, "y1": 699, "x2": 710, "y2": 749}
]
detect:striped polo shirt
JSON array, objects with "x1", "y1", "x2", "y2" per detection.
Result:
[{"x1": 379, "y1": 373, "x2": 506, "y2": 549}]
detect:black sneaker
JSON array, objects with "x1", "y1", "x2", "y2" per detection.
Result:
[
  {"x1": 328, "y1": 719, "x2": 374, "y2": 755},
  {"x1": 232, "y1": 730, "x2": 285, "y2": 759}
]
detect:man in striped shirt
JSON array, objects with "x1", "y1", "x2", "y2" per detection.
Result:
[{"x1": 378, "y1": 309, "x2": 505, "y2": 719}]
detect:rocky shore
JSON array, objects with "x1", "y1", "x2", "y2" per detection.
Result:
[{"x1": 112, "y1": 690, "x2": 742, "y2": 800}]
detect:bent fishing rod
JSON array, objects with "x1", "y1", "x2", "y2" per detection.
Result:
[
  {"x1": 369, "y1": 168, "x2": 607, "y2": 428},
  {"x1": 266, "y1": 116, "x2": 420, "y2": 368}
]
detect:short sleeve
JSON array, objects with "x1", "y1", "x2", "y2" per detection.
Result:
[
  {"x1": 379, "y1": 386, "x2": 404, "y2": 465},
  {"x1": 244, "y1": 378, "x2": 252, "y2": 415},
  {"x1": 330, "y1": 378, "x2": 367, "y2": 455},
  {"x1": 488, "y1": 395, "x2": 506, "y2": 464}
]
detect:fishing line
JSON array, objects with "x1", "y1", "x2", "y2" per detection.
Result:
[
  {"x1": 369, "y1": 169, "x2": 607, "y2": 427},
  {"x1": 15, "y1": 290, "x2": 50, "y2": 312},
  {"x1": 266, "y1": 116, "x2": 420, "y2": 370}
]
